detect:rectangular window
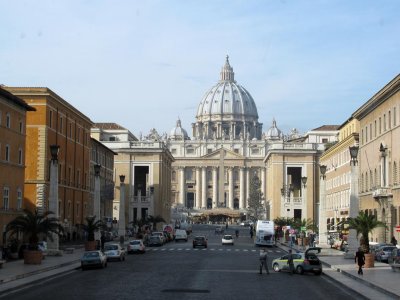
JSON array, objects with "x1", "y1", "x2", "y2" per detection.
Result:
[
  {"x1": 251, "y1": 148, "x2": 259, "y2": 154},
  {"x1": 322, "y1": 138, "x2": 328, "y2": 143},
  {"x1": 379, "y1": 117, "x2": 382, "y2": 134},
  {"x1": 374, "y1": 120, "x2": 377, "y2": 137},
  {"x1": 384, "y1": 114, "x2": 386, "y2": 131},
  {"x1": 6, "y1": 113, "x2": 10, "y2": 128},
  {"x1": 77, "y1": 128, "x2": 80, "y2": 143},
  {"x1": 394, "y1": 107, "x2": 397, "y2": 126},
  {"x1": 60, "y1": 117, "x2": 63, "y2": 133},
  {"x1": 389, "y1": 111, "x2": 392, "y2": 129},
  {"x1": 49, "y1": 110, "x2": 53, "y2": 128},
  {"x1": 5, "y1": 145, "x2": 10, "y2": 161},
  {"x1": 3, "y1": 187, "x2": 9, "y2": 210},
  {"x1": 69, "y1": 123, "x2": 72, "y2": 138},
  {"x1": 370, "y1": 124, "x2": 372, "y2": 140},
  {"x1": 18, "y1": 148, "x2": 23, "y2": 165},
  {"x1": 19, "y1": 120, "x2": 23, "y2": 133},
  {"x1": 186, "y1": 148, "x2": 194, "y2": 154},
  {"x1": 365, "y1": 126, "x2": 368, "y2": 143},
  {"x1": 17, "y1": 189, "x2": 22, "y2": 209},
  {"x1": 361, "y1": 129, "x2": 364, "y2": 145}
]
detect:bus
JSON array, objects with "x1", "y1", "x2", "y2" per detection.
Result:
[{"x1": 255, "y1": 220, "x2": 275, "y2": 246}]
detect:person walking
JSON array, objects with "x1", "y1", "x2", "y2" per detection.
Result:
[
  {"x1": 355, "y1": 247, "x2": 365, "y2": 275},
  {"x1": 391, "y1": 236, "x2": 398, "y2": 246},
  {"x1": 259, "y1": 248, "x2": 270, "y2": 274},
  {"x1": 287, "y1": 249, "x2": 295, "y2": 275}
]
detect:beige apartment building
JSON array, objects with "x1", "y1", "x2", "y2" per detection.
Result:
[
  {"x1": 353, "y1": 74, "x2": 400, "y2": 244},
  {"x1": 319, "y1": 118, "x2": 359, "y2": 241},
  {"x1": 0, "y1": 87, "x2": 35, "y2": 246},
  {"x1": 91, "y1": 123, "x2": 174, "y2": 230}
]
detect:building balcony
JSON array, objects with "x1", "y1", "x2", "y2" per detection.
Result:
[{"x1": 372, "y1": 187, "x2": 392, "y2": 199}]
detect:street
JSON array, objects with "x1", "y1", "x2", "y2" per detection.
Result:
[{"x1": 5, "y1": 224, "x2": 364, "y2": 300}]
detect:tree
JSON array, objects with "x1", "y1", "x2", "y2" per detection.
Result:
[
  {"x1": 347, "y1": 211, "x2": 386, "y2": 253},
  {"x1": 78, "y1": 216, "x2": 104, "y2": 241},
  {"x1": 146, "y1": 215, "x2": 166, "y2": 231},
  {"x1": 247, "y1": 173, "x2": 263, "y2": 220},
  {"x1": 6, "y1": 209, "x2": 64, "y2": 250}
]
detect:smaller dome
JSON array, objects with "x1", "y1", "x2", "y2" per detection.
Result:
[
  {"x1": 265, "y1": 118, "x2": 282, "y2": 140},
  {"x1": 169, "y1": 118, "x2": 189, "y2": 141}
]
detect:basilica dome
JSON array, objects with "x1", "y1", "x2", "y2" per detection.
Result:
[
  {"x1": 169, "y1": 118, "x2": 189, "y2": 141},
  {"x1": 193, "y1": 56, "x2": 262, "y2": 140},
  {"x1": 265, "y1": 118, "x2": 282, "y2": 140}
]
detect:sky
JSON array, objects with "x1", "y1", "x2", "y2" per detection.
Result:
[{"x1": 1, "y1": 0, "x2": 400, "y2": 137}]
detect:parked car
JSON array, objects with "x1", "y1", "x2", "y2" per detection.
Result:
[
  {"x1": 222, "y1": 234, "x2": 234, "y2": 245},
  {"x1": 175, "y1": 229, "x2": 188, "y2": 242},
  {"x1": 148, "y1": 235, "x2": 164, "y2": 247},
  {"x1": 103, "y1": 244, "x2": 126, "y2": 261},
  {"x1": 375, "y1": 246, "x2": 397, "y2": 262},
  {"x1": 193, "y1": 236, "x2": 208, "y2": 248},
  {"x1": 128, "y1": 240, "x2": 146, "y2": 254},
  {"x1": 81, "y1": 250, "x2": 107, "y2": 270},
  {"x1": 272, "y1": 247, "x2": 322, "y2": 275},
  {"x1": 151, "y1": 232, "x2": 166, "y2": 244}
]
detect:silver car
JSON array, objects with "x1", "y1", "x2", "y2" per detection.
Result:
[
  {"x1": 375, "y1": 246, "x2": 397, "y2": 262},
  {"x1": 104, "y1": 243, "x2": 126, "y2": 261},
  {"x1": 81, "y1": 250, "x2": 107, "y2": 270}
]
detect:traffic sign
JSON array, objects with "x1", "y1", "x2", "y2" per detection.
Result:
[{"x1": 396, "y1": 225, "x2": 400, "y2": 232}]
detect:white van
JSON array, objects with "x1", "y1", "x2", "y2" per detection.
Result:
[{"x1": 175, "y1": 229, "x2": 188, "y2": 242}]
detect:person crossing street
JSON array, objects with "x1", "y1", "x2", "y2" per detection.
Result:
[{"x1": 259, "y1": 248, "x2": 270, "y2": 274}]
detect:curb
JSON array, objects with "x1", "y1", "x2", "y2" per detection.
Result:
[
  {"x1": 0, "y1": 259, "x2": 81, "y2": 284},
  {"x1": 321, "y1": 261, "x2": 400, "y2": 299}
]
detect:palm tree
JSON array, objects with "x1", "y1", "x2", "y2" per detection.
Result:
[
  {"x1": 347, "y1": 211, "x2": 386, "y2": 253},
  {"x1": 146, "y1": 215, "x2": 166, "y2": 231},
  {"x1": 6, "y1": 209, "x2": 63, "y2": 250},
  {"x1": 78, "y1": 216, "x2": 104, "y2": 241}
]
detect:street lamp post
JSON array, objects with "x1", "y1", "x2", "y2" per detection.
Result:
[
  {"x1": 118, "y1": 175, "x2": 126, "y2": 244},
  {"x1": 318, "y1": 164, "x2": 328, "y2": 248},
  {"x1": 345, "y1": 145, "x2": 360, "y2": 258},
  {"x1": 48, "y1": 145, "x2": 60, "y2": 252},
  {"x1": 94, "y1": 164, "x2": 101, "y2": 241}
]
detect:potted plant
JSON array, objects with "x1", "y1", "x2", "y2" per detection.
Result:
[
  {"x1": 6, "y1": 209, "x2": 64, "y2": 264},
  {"x1": 347, "y1": 211, "x2": 386, "y2": 268},
  {"x1": 79, "y1": 216, "x2": 104, "y2": 251}
]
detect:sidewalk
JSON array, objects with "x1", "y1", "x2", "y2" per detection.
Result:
[
  {"x1": 0, "y1": 244, "x2": 84, "y2": 296},
  {"x1": 278, "y1": 240, "x2": 400, "y2": 300}
]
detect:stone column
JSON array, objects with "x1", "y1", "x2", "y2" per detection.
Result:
[
  {"x1": 202, "y1": 167, "x2": 207, "y2": 209},
  {"x1": 345, "y1": 160, "x2": 360, "y2": 258},
  {"x1": 246, "y1": 168, "x2": 250, "y2": 206},
  {"x1": 48, "y1": 145, "x2": 60, "y2": 252},
  {"x1": 93, "y1": 164, "x2": 101, "y2": 241},
  {"x1": 118, "y1": 175, "x2": 126, "y2": 238},
  {"x1": 213, "y1": 167, "x2": 218, "y2": 208},
  {"x1": 318, "y1": 173, "x2": 328, "y2": 248},
  {"x1": 196, "y1": 167, "x2": 202, "y2": 208},
  {"x1": 228, "y1": 167, "x2": 234, "y2": 209},
  {"x1": 179, "y1": 167, "x2": 185, "y2": 206},
  {"x1": 239, "y1": 167, "x2": 245, "y2": 209}
]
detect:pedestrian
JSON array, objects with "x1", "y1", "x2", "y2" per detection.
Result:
[
  {"x1": 259, "y1": 249, "x2": 270, "y2": 274},
  {"x1": 391, "y1": 236, "x2": 398, "y2": 246},
  {"x1": 287, "y1": 249, "x2": 295, "y2": 275},
  {"x1": 250, "y1": 229, "x2": 254, "y2": 239},
  {"x1": 355, "y1": 247, "x2": 365, "y2": 275}
]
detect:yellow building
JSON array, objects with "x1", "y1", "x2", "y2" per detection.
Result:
[
  {"x1": 0, "y1": 87, "x2": 35, "y2": 246},
  {"x1": 4, "y1": 87, "x2": 93, "y2": 240},
  {"x1": 353, "y1": 74, "x2": 400, "y2": 243},
  {"x1": 320, "y1": 118, "x2": 359, "y2": 240}
]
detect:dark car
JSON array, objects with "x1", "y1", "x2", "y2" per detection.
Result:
[
  {"x1": 193, "y1": 236, "x2": 208, "y2": 248},
  {"x1": 148, "y1": 236, "x2": 163, "y2": 247}
]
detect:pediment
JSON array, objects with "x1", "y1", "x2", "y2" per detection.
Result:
[{"x1": 201, "y1": 148, "x2": 244, "y2": 160}]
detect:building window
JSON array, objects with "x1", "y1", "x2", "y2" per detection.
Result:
[
  {"x1": 17, "y1": 188, "x2": 22, "y2": 209},
  {"x1": 6, "y1": 113, "x2": 10, "y2": 128},
  {"x1": 171, "y1": 149, "x2": 176, "y2": 154},
  {"x1": 49, "y1": 110, "x2": 53, "y2": 128},
  {"x1": 234, "y1": 149, "x2": 239, "y2": 153},
  {"x1": 207, "y1": 149, "x2": 212, "y2": 154},
  {"x1": 322, "y1": 138, "x2": 328, "y2": 143},
  {"x1": 365, "y1": 126, "x2": 368, "y2": 143},
  {"x1": 384, "y1": 114, "x2": 386, "y2": 131},
  {"x1": 19, "y1": 120, "x2": 23, "y2": 133},
  {"x1": 186, "y1": 148, "x2": 194, "y2": 154},
  {"x1": 361, "y1": 129, "x2": 364, "y2": 145},
  {"x1": 69, "y1": 123, "x2": 72, "y2": 138},
  {"x1": 251, "y1": 148, "x2": 259, "y2": 154},
  {"x1": 369, "y1": 123, "x2": 372, "y2": 140},
  {"x1": 18, "y1": 148, "x2": 23, "y2": 165},
  {"x1": 60, "y1": 117, "x2": 63, "y2": 133},
  {"x1": 374, "y1": 120, "x2": 377, "y2": 137},
  {"x1": 5, "y1": 145, "x2": 10, "y2": 161},
  {"x1": 77, "y1": 128, "x2": 80, "y2": 143},
  {"x1": 394, "y1": 107, "x2": 397, "y2": 127},
  {"x1": 3, "y1": 187, "x2": 9, "y2": 210},
  {"x1": 389, "y1": 111, "x2": 392, "y2": 129},
  {"x1": 379, "y1": 117, "x2": 382, "y2": 134}
]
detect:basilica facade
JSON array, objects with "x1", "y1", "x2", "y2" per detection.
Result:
[{"x1": 165, "y1": 57, "x2": 338, "y2": 222}]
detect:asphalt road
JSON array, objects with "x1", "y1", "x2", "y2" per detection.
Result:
[{"x1": 7, "y1": 224, "x2": 363, "y2": 300}]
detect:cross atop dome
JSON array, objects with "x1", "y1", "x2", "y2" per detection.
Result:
[{"x1": 220, "y1": 55, "x2": 235, "y2": 82}]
